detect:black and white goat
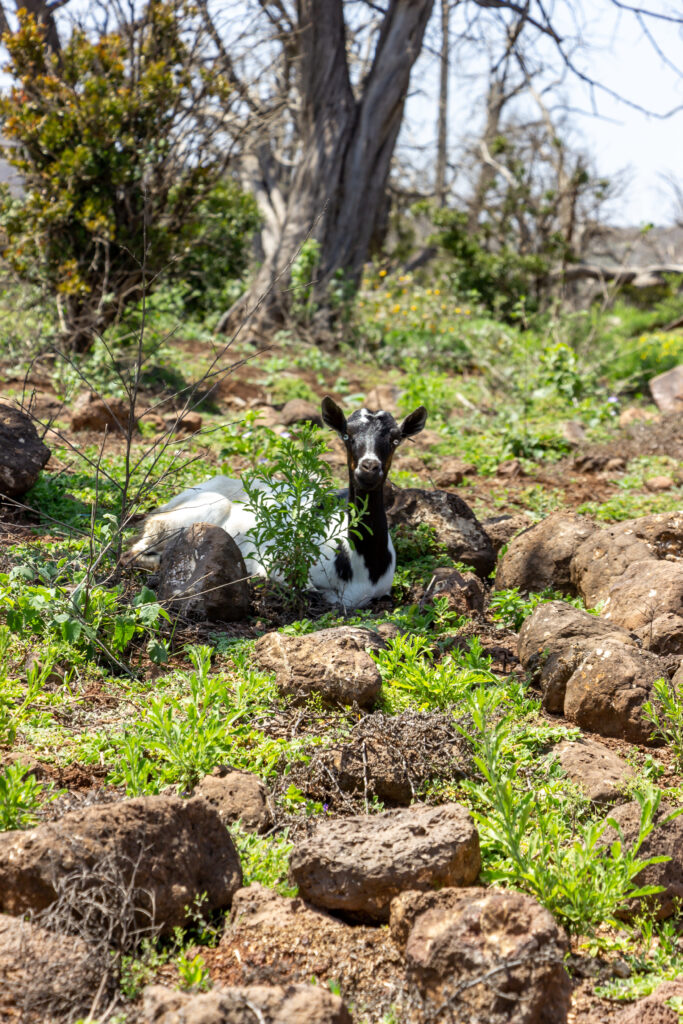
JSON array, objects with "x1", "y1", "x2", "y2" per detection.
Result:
[{"x1": 125, "y1": 396, "x2": 427, "y2": 609}]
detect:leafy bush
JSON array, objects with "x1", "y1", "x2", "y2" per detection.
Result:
[
  {"x1": 643, "y1": 677, "x2": 683, "y2": 770},
  {"x1": 0, "y1": 2, "x2": 252, "y2": 349},
  {"x1": 0, "y1": 761, "x2": 53, "y2": 830},
  {"x1": 242, "y1": 425, "x2": 361, "y2": 600},
  {"x1": 489, "y1": 587, "x2": 585, "y2": 632}
]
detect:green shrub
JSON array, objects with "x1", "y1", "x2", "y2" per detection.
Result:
[{"x1": 0, "y1": 2, "x2": 251, "y2": 349}]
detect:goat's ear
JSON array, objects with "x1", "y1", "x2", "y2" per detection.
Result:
[
  {"x1": 321, "y1": 396, "x2": 347, "y2": 436},
  {"x1": 400, "y1": 406, "x2": 428, "y2": 439}
]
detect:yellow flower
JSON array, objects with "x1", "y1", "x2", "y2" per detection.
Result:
[
  {"x1": 441, "y1": 303, "x2": 446, "y2": 310},
  {"x1": 455, "y1": 307, "x2": 461, "y2": 314},
  {"x1": 434, "y1": 288, "x2": 440, "y2": 295},
  {"x1": 465, "y1": 309, "x2": 471, "y2": 315},
  {"x1": 379, "y1": 269, "x2": 387, "y2": 277},
  {"x1": 426, "y1": 288, "x2": 432, "y2": 295},
  {"x1": 392, "y1": 304, "x2": 401, "y2": 313},
  {"x1": 410, "y1": 305, "x2": 417, "y2": 311},
  {"x1": 402, "y1": 288, "x2": 407, "y2": 294}
]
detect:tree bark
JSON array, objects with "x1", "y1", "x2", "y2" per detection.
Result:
[
  {"x1": 225, "y1": 0, "x2": 434, "y2": 335},
  {"x1": 435, "y1": 0, "x2": 450, "y2": 206}
]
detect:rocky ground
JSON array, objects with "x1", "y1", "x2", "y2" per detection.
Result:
[{"x1": 0, "y1": 340, "x2": 682, "y2": 1024}]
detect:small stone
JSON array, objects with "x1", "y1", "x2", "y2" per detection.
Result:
[
  {"x1": 553, "y1": 736, "x2": 634, "y2": 804},
  {"x1": 71, "y1": 391, "x2": 137, "y2": 433},
  {"x1": 562, "y1": 420, "x2": 587, "y2": 444},
  {"x1": 365, "y1": 385, "x2": 400, "y2": 414},
  {"x1": 192, "y1": 769, "x2": 271, "y2": 833},
  {"x1": 481, "y1": 513, "x2": 533, "y2": 555},
  {"x1": 289, "y1": 802, "x2": 480, "y2": 922},
  {"x1": 421, "y1": 567, "x2": 485, "y2": 616},
  {"x1": 619, "y1": 406, "x2": 660, "y2": 427},
  {"x1": 141, "y1": 981, "x2": 352, "y2": 1024},
  {"x1": 431, "y1": 456, "x2": 477, "y2": 489},
  {"x1": 0, "y1": 403, "x2": 51, "y2": 498},
  {"x1": 391, "y1": 887, "x2": 571, "y2": 1022},
  {"x1": 278, "y1": 399, "x2": 323, "y2": 426},
  {"x1": 157, "y1": 522, "x2": 250, "y2": 622},
  {"x1": 253, "y1": 627, "x2": 384, "y2": 707},
  {"x1": 649, "y1": 365, "x2": 683, "y2": 413},
  {"x1": 645, "y1": 475, "x2": 675, "y2": 492},
  {"x1": 171, "y1": 411, "x2": 203, "y2": 434}
]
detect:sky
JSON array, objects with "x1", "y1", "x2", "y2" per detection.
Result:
[{"x1": 402, "y1": 1, "x2": 683, "y2": 227}]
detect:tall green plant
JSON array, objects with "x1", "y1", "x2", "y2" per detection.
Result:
[{"x1": 0, "y1": 2, "x2": 251, "y2": 349}]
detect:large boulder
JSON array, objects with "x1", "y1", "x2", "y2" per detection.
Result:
[
  {"x1": 494, "y1": 512, "x2": 598, "y2": 595},
  {"x1": 390, "y1": 887, "x2": 571, "y2": 1023},
  {"x1": 289, "y1": 802, "x2": 480, "y2": 922},
  {"x1": 552, "y1": 737, "x2": 634, "y2": 804},
  {"x1": 570, "y1": 512, "x2": 683, "y2": 608},
  {"x1": 191, "y1": 768, "x2": 272, "y2": 832},
  {"x1": 0, "y1": 403, "x2": 50, "y2": 498},
  {"x1": 602, "y1": 559, "x2": 683, "y2": 655},
  {"x1": 142, "y1": 982, "x2": 351, "y2": 1024},
  {"x1": 71, "y1": 390, "x2": 137, "y2": 433},
  {"x1": 384, "y1": 484, "x2": 495, "y2": 576},
  {"x1": 157, "y1": 522, "x2": 250, "y2": 622},
  {"x1": 0, "y1": 796, "x2": 242, "y2": 936},
  {"x1": 563, "y1": 641, "x2": 666, "y2": 744},
  {"x1": 518, "y1": 601, "x2": 636, "y2": 713},
  {"x1": 0, "y1": 914, "x2": 114, "y2": 1024},
  {"x1": 600, "y1": 801, "x2": 683, "y2": 921},
  {"x1": 253, "y1": 627, "x2": 384, "y2": 707},
  {"x1": 217, "y1": 885, "x2": 402, "y2": 1015}
]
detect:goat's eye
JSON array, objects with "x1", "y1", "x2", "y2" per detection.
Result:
[
  {"x1": 392, "y1": 438, "x2": 400, "y2": 446},
  {"x1": 342, "y1": 433, "x2": 349, "y2": 441}
]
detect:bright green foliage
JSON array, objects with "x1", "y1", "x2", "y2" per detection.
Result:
[
  {"x1": 175, "y1": 950, "x2": 212, "y2": 992},
  {"x1": 489, "y1": 587, "x2": 586, "y2": 632},
  {"x1": 460, "y1": 687, "x2": 671, "y2": 936},
  {"x1": 0, "y1": 2, "x2": 252, "y2": 347},
  {"x1": 242, "y1": 424, "x2": 362, "y2": 601},
  {"x1": 373, "y1": 634, "x2": 497, "y2": 713},
  {"x1": 643, "y1": 677, "x2": 683, "y2": 771},
  {"x1": 230, "y1": 825, "x2": 296, "y2": 896},
  {"x1": 593, "y1": 916, "x2": 683, "y2": 1001},
  {"x1": 0, "y1": 762, "x2": 51, "y2": 830}
]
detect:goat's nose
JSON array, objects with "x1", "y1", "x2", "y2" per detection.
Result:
[{"x1": 358, "y1": 456, "x2": 381, "y2": 474}]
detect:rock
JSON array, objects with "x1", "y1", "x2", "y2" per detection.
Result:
[
  {"x1": 289, "y1": 802, "x2": 480, "y2": 922},
  {"x1": 253, "y1": 627, "x2": 384, "y2": 707},
  {"x1": 497, "y1": 457, "x2": 525, "y2": 478},
  {"x1": 600, "y1": 802, "x2": 683, "y2": 920},
  {"x1": 619, "y1": 406, "x2": 660, "y2": 428},
  {"x1": 395, "y1": 454, "x2": 427, "y2": 474},
  {"x1": 157, "y1": 522, "x2": 250, "y2": 622},
  {"x1": 562, "y1": 420, "x2": 587, "y2": 444},
  {"x1": 390, "y1": 887, "x2": 571, "y2": 1022},
  {"x1": 251, "y1": 405, "x2": 280, "y2": 428},
  {"x1": 0, "y1": 403, "x2": 51, "y2": 498},
  {"x1": 218, "y1": 884, "x2": 400, "y2": 1012},
  {"x1": 384, "y1": 484, "x2": 495, "y2": 576},
  {"x1": 0, "y1": 913, "x2": 114, "y2": 1023},
  {"x1": 170, "y1": 410, "x2": 203, "y2": 434},
  {"x1": 518, "y1": 601, "x2": 636, "y2": 713},
  {"x1": 649, "y1": 365, "x2": 683, "y2": 413},
  {"x1": 431, "y1": 456, "x2": 477, "y2": 489},
  {"x1": 0, "y1": 795, "x2": 242, "y2": 936},
  {"x1": 192, "y1": 769, "x2": 271, "y2": 832},
  {"x1": 563, "y1": 641, "x2": 666, "y2": 743},
  {"x1": 278, "y1": 399, "x2": 323, "y2": 427},
  {"x1": 365, "y1": 385, "x2": 400, "y2": 414},
  {"x1": 612, "y1": 981, "x2": 683, "y2": 1024},
  {"x1": 570, "y1": 512, "x2": 683, "y2": 608},
  {"x1": 71, "y1": 390, "x2": 137, "y2": 433},
  {"x1": 142, "y1": 982, "x2": 351, "y2": 1024},
  {"x1": 552, "y1": 737, "x2": 634, "y2": 804},
  {"x1": 646, "y1": 475, "x2": 675, "y2": 492},
  {"x1": 481, "y1": 513, "x2": 533, "y2": 555},
  {"x1": 494, "y1": 512, "x2": 598, "y2": 595},
  {"x1": 602, "y1": 560, "x2": 683, "y2": 654},
  {"x1": 421, "y1": 566, "x2": 485, "y2": 616}
]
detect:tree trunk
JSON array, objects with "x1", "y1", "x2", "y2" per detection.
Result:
[
  {"x1": 225, "y1": 0, "x2": 434, "y2": 336},
  {"x1": 435, "y1": 0, "x2": 450, "y2": 206}
]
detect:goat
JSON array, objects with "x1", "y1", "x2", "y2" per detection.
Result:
[{"x1": 124, "y1": 396, "x2": 427, "y2": 609}]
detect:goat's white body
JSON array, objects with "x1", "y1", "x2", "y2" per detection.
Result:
[{"x1": 128, "y1": 474, "x2": 395, "y2": 609}]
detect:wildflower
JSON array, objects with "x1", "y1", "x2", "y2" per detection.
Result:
[
  {"x1": 392, "y1": 304, "x2": 401, "y2": 313},
  {"x1": 410, "y1": 305, "x2": 417, "y2": 311},
  {"x1": 379, "y1": 269, "x2": 387, "y2": 277},
  {"x1": 465, "y1": 309, "x2": 471, "y2": 315},
  {"x1": 426, "y1": 288, "x2": 432, "y2": 295},
  {"x1": 434, "y1": 288, "x2": 440, "y2": 295},
  {"x1": 455, "y1": 307, "x2": 461, "y2": 313}
]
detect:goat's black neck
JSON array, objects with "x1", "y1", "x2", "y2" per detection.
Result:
[{"x1": 346, "y1": 478, "x2": 392, "y2": 583}]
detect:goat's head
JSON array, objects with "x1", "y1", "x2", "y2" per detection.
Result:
[{"x1": 321, "y1": 396, "x2": 427, "y2": 492}]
